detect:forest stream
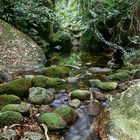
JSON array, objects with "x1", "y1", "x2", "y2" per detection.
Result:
[
  {"x1": 1, "y1": 0, "x2": 140, "y2": 140},
  {"x1": 1, "y1": 51, "x2": 137, "y2": 140}
]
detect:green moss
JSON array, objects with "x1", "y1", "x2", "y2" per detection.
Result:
[
  {"x1": 51, "y1": 31, "x2": 71, "y2": 42},
  {"x1": 98, "y1": 82, "x2": 117, "y2": 91},
  {"x1": 1, "y1": 103, "x2": 31, "y2": 114},
  {"x1": 38, "y1": 113, "x2": 66, "y2": 130},
  {"x1": 55, "y1": 105, "x2": 78, "y2": 125},
  {"x1": 50, "y1": 31, "x2": 72, "y2": 54},
  {"x1": 70, "y1": 90, "x2": 90, "y2": 100},
  {"x1": 116, "y1": 69, "x2": 131, "y2": 74},
  {"x1": 0, "y1": 78, "x2": 32, "y2": 97},
  {"x1": 0, "y1": 94, "x2": 20, "y2": 109},
  {"x1": 81, "y1": 52, "x2": 92, "y2": 62},
  {"x1": 106, "y1": 72, "x2": 132, "y2": 82},
  {"x1": 0, "y1": 111, "x2": 23, "y2": 128},
  {"x1": 41, "y1": 66, "x2": 69, "y2": 77},
  {"x1": 32, "y1": 75, "x2": 63, "y2": 88},
  {"x1": 55, "y1": 105, "x2": 73, "y2": 117},
  {"x1": 71, "y1": 92, "x2": 80, "y2": 99}
]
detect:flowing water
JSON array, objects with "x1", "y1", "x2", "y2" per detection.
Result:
[{"x1": 50, "y1": 53, "x2": 112, "y2": 140}]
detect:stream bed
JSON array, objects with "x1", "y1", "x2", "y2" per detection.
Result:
[{"x1": 50, "y1": 53, "x2": 112, "y2": 140}]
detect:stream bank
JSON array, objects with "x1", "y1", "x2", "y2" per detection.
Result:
[{"x1": 0, "y1": 51, "x2": 140, "y2": 140}]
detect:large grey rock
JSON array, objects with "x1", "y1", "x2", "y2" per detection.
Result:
[
  {"x1": 0, "y1": 19, "x2": 46, "y2": 73},
  {"x1": 107, "y1": 82, "x2": 140, "y2": 140}
]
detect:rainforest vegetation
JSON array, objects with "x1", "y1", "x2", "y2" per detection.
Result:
[
  {"x1": 1, "y1": 0, "x2": 140, "y2": 59},
  {"x1": 0, "y1": 0, "x2": 140, "y2": 140}
]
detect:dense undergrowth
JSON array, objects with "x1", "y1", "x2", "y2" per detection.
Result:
[
  {"x1": 56, "y1": 0, "x2": 140, "y2": 49},
  {"x1": 0, "y1": 0, "x2": 140, "y2": 65}
]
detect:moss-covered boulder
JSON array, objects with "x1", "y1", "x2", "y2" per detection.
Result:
[
  {"x1": 0, "y1": 19, "x2": 46, "y2": 74},
  {"x1": 106, "y1": 82, "x2": 140, "y2": 140},
  {"x1": 106, "y1": 72, "x2": 132, "y2": 82},
  {"x1": 50, "y1": 31, "x2": 72, "y2": 54},
  {"x1": 0, "y1": 111, "x2": 23, "y2": 128},
  {"x1": 55, "y1": 105, "x2": 78, "y2": 125},
  {"x1": 28, "y1": 87, "x2": 54, "y2": 105},
  {"x1": 0, "y1": 94, "x2": 20, "y2": 109},
  {"x1": 41, "y1": 66, "x2": 69, "y2": 78},
  {"x1": 32, "y1": 75, "x2": 63, "y2": 88},
  {"x1": 89, "y1": 79, "x2": 101, "y2": 87},
  {"x1": 116, "y1": 69, "x2": 131, "y2": 74},
  {"x1": 38, "y1": 113, "x2": 66, "y2": 131},
  {"x1": 1, "y1": 103, "x2": 31, "y2": 115},
  {"x1": 98, "y1": 82, "x2": 118, "y2": 91},
  {"x1": 0, "y1": 78, "x2": 32, "y2": 97},
  {"x1": 70, "y1": 89, "x2": 90, "y2": 100}
]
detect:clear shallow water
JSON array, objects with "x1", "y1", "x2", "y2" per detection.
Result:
[
  {"x1": 55, "y1": 54, "x2": 111, "y2": 140},
  {"x1": 64, "y1": 105, "x2": 99, "y2": 140}
]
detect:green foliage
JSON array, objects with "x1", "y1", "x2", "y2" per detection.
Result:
[
  {"x1": 78, "y1": 0, "x2": 138, "y2": 47},
  {"x1": 0, "y1": 0, "x2": 55, "y2": 51},
  {"x1": 59, "y1": 52, "x2": 81, "y2": 65},
  {"x1": 13, "y1": 0, "x2": 54, "y2": 32},
  {"x1": 55, "y1": 0, "x2": 139, "y2": 51},
  {"x1": 55, "y1": 0, "x2": 81, "y2": 30}
]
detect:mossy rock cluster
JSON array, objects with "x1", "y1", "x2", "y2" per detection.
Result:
[
  {"x1": 0, "y1": 111, "x2": 23, "y2": 128},
  {"x1": 0, "y1": 94, "x2": 20, "y2": 109},
  {"x1": 38, "y1": 112, "x2": 66, "y2": 131},
  {"x1": 55, "y1": 105, "x2": 78, "y2": 125},
  {"x1": 41, "y1": 66, "x2": 69, "y2": 78},
  {"x1": 0, "y1": 78, "x2": 32, "y2": 97},
  {"x1": 32, "y1": 75, "x2": 63, "y2": 88}
]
